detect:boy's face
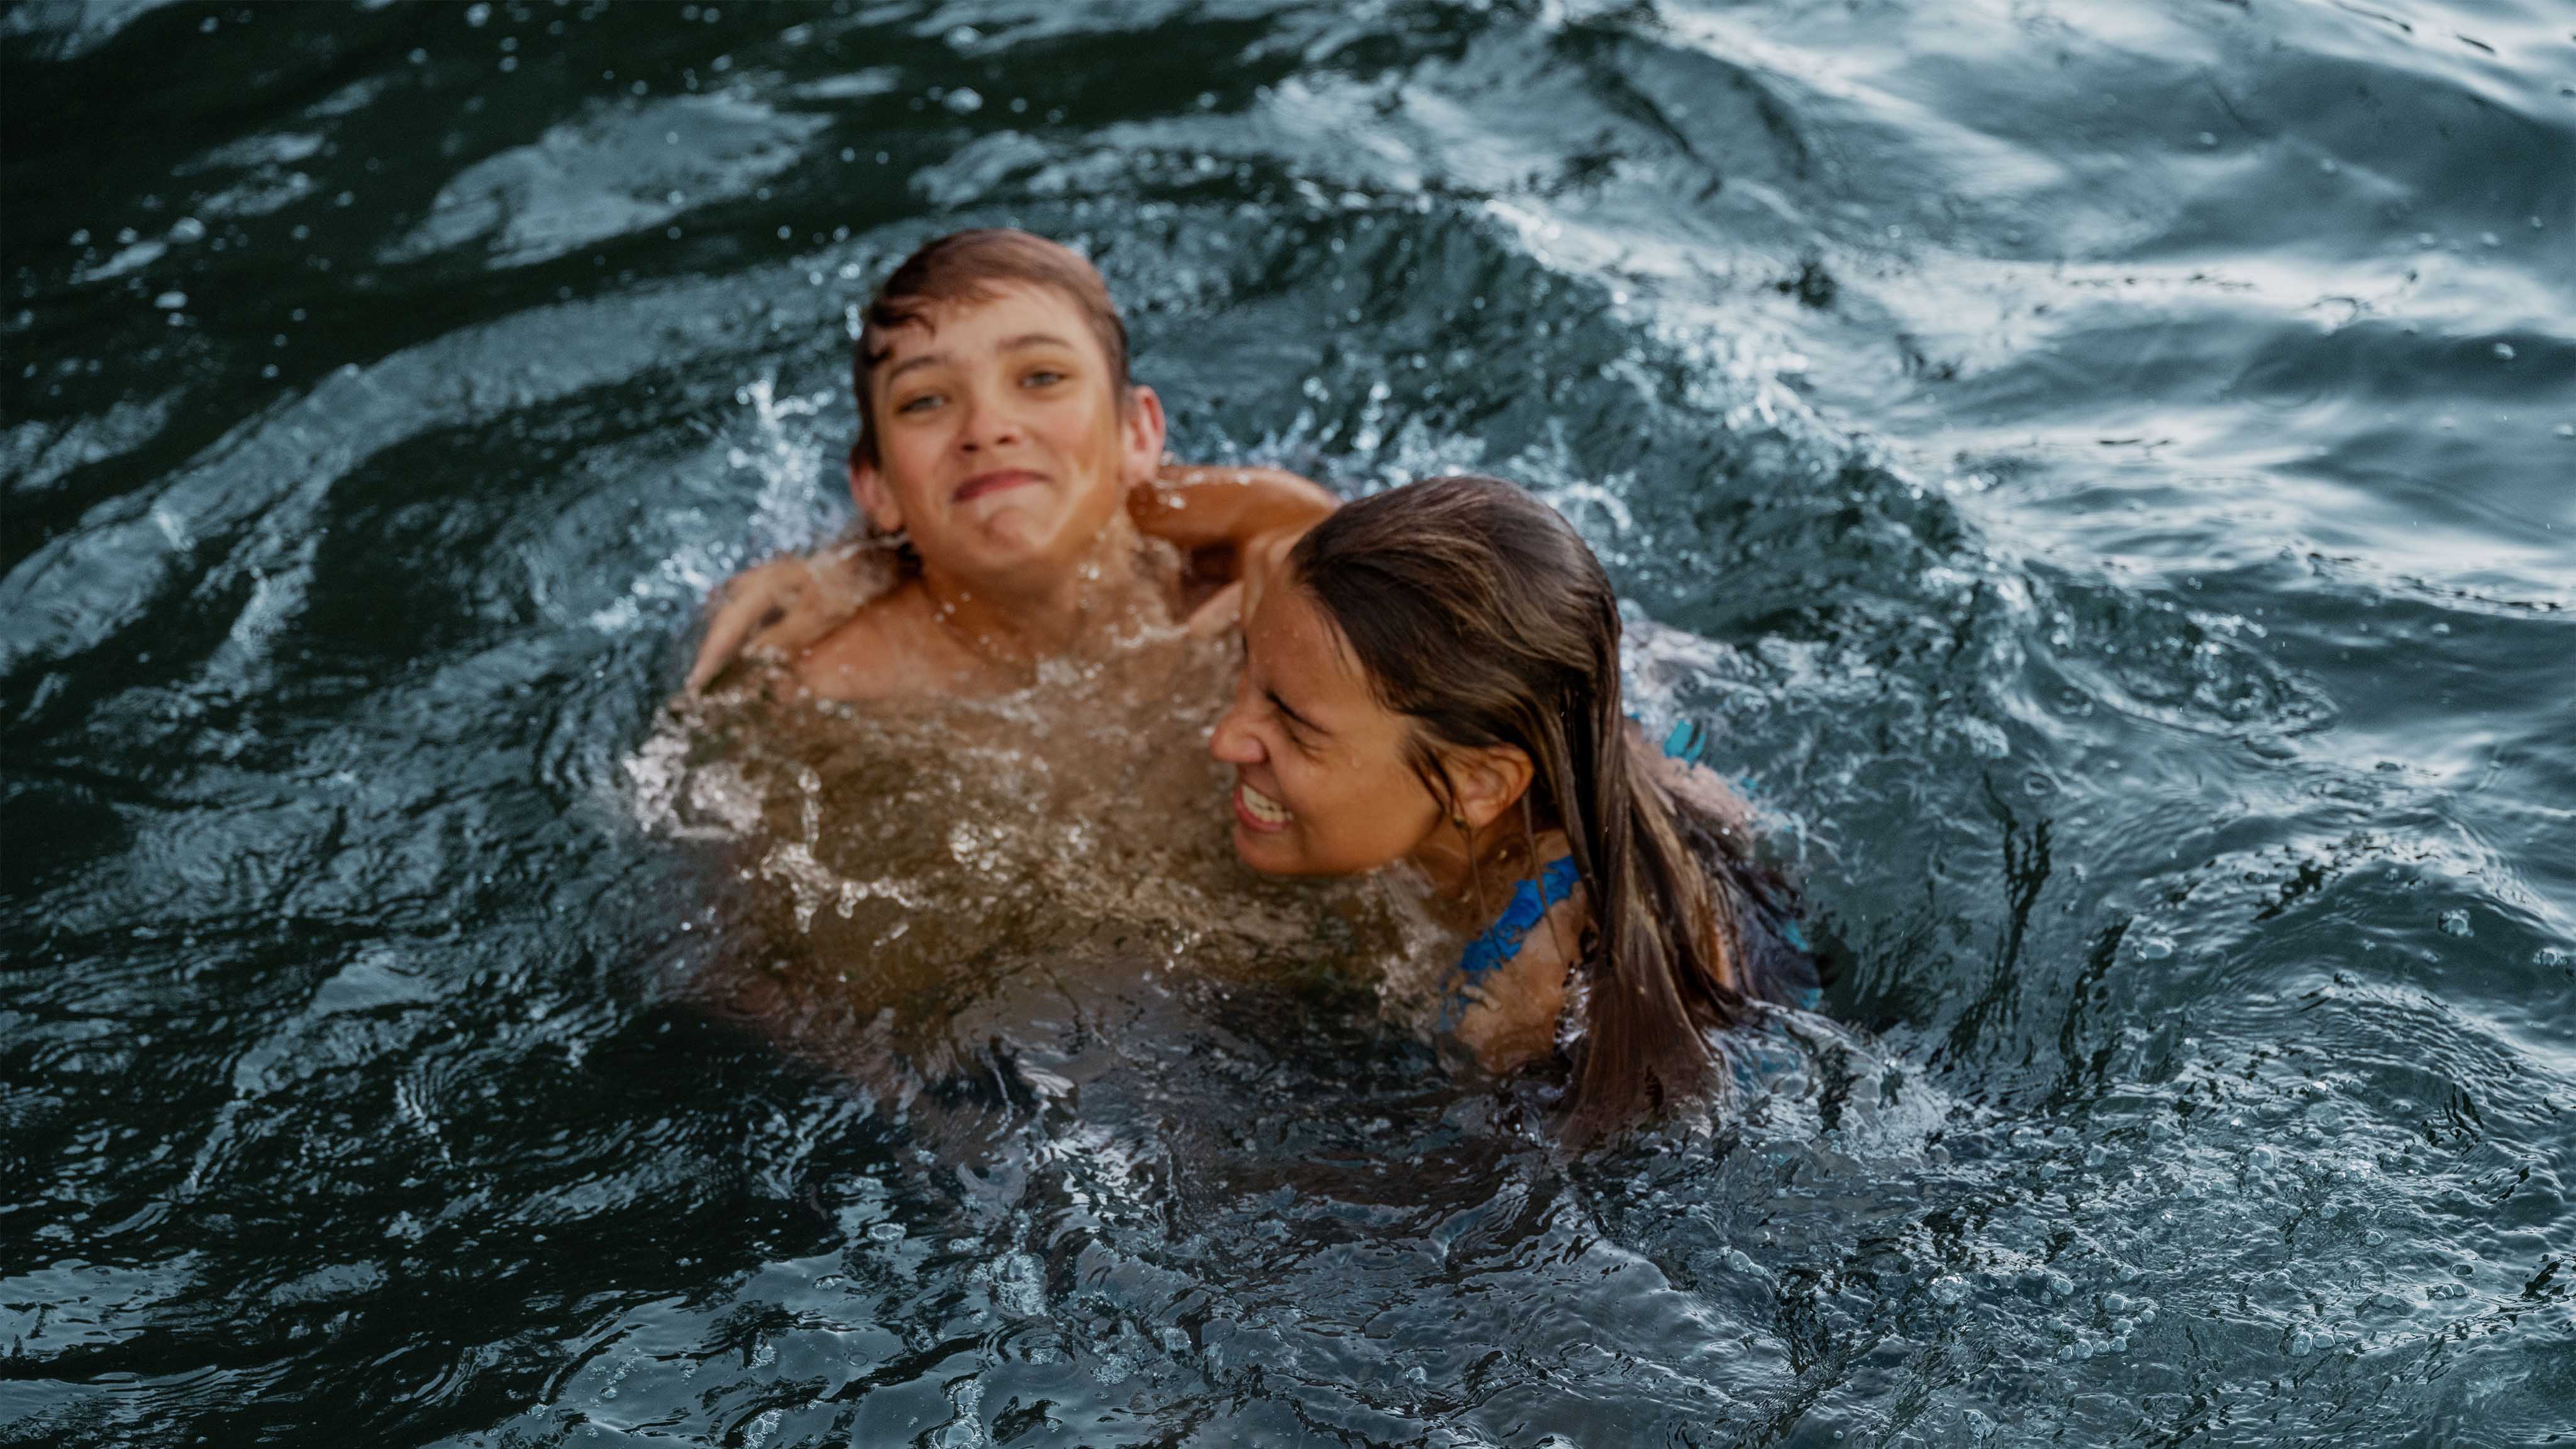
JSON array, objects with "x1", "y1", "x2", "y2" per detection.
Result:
[{"x1": 851, "y1": 282, "x2": 1162, "y2": 594}]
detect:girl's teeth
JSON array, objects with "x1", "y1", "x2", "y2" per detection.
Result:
[{"x1": 1240, "y1": 783, "x2": 1289, "y2": 823}]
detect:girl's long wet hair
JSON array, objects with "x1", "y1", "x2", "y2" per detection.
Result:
[{"x1": 1289, "y1": 475, "x2": 1750, "y2": 1138}]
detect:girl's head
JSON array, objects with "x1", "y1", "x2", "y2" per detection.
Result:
[{"x1": 1208, "y1": 475, "x2": 1745, "y2": 1133}]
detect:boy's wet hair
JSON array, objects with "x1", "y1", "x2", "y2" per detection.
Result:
[{"x1": 850, "y1": 228, "x2": 1131, "y2": 469}]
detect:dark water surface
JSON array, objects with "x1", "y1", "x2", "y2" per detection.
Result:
[{"x1": 6, "y1": 2, "x2": 2573, "y2": 1445}]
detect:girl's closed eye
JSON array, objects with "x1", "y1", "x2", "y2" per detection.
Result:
[
  {"x1": 894, "y1": 390, "x2": 945, "y2": 415},
  {"x1": 1270, "y1": 698, "x2": 1323, "y2": 754},
  {"x1": 1021, "y1": 367, "x2": 1067, "y2": 389}
]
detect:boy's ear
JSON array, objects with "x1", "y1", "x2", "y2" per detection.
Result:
[
  {"x1": 848, "y1": 449, "x2": 904, "y2": 535},
  {"x1": 1445, "y1": 743, "x2": 1536, "y2": 833},
  {"x1": 1119, "y1": 383, "x2": 1169, "y2": 484}
]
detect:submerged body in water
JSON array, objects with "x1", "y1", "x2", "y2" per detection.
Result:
[
  {"x1": 646, "y1": 613, "x2": 1438, "y2": 1119},
  {"x1": 646, "y1": 509, "x2": 1828, "y2": 1158}
]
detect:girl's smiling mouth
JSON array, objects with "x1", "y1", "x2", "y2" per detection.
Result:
[{"x1": 1233, "y1": 779, "x2": 1291, "y2": 832}]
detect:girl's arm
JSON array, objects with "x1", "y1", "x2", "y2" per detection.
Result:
[{"x1": 1126, "y1": 464, "x2": 1337, "y2": 558}]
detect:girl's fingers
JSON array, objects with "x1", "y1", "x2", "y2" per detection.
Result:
[
  {"x1": 687, "y1": 575, "x2": 799, "y2": 695},
  {"x1": 1183, "y1": 580, "x2": 1245, "y2": 637}
]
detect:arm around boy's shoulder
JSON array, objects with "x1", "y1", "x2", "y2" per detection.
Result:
[
  {"x1": 1131, "y1": 463, "x2": 1337, "y2": 555},
  {"x1": 686, "y1": 537, "x2": 893, "y2": 696}
]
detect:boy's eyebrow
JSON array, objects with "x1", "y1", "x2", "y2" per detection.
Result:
[
  {"x1": 882, "y1": 351, "x2": 947, "y2": 382},
  {"x1": 880, "y1": 333, "x2": 1071, "y2": 384}
]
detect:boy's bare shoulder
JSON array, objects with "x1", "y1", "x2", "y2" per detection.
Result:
[{"x1": 791, "y1": 583, "x2": 971, "y2": 701}]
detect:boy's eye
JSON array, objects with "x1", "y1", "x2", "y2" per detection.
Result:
[
  {"x1": 1021, "y1": 368, "x2": 1066, "y2": 388},
  {"x1": 894, "y1": 392, "x2": 943, "y2": 414}
]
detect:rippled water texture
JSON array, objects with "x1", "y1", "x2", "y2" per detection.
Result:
[{"x1": 6, "y1": 2, "x2": 2574, "y2": 1445}]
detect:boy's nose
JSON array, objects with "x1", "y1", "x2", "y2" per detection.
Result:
[{"x1": 955, "y1": 386, "x2": 1022, "y2": 452}]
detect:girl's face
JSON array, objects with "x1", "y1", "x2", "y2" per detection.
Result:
[{"x1": 1208, "y1": 584, "x2": 1446, "y2": 875}]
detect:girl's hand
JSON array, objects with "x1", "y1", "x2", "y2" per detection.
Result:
[
  {"x1": 1182, "y1": 579, "x2": 1244, "y2": 637},
  {"x1": 1235, "y1": 526, "x2": 1301, "y2": 633},
  {"x1": 686, "y1": 543, "x2": 880, "y2": 695},
  {"x1": 1181, "y1": 525, "x2": 1301, "y2": 639}
]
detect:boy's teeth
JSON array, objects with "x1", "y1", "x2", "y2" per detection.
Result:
[{"x1": 1240, "y1": 782, "x2": 1289, "y2": 823}]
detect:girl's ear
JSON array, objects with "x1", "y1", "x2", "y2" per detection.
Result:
[
  {"x1": 848, "y1": 450, "x2": 904, "y2": 535},
  {"x1": 1119, "y1": 383, "x2": 1169, "y2": 486},
  {"x1": 1445, "y1": 743, "x2": 1536, "y2": 831}
]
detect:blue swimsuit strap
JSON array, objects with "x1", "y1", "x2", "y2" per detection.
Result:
[
  {"x1": 1444, "y1": 718, "x2": 1721, "y2": 987},
  {"x1": 1457, "y1": 854, "x2": 1584, "y2": 980}
]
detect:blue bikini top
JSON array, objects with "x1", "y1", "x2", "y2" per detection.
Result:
[
  {"x1": 1452, "y1": 716, "x2": 1703, "y2": 981},
  {"x1": 1457, "y1": 853, "x2": 1584, "y2": 980},
  {"x1": 1443, "y1": 717, "x2": 1823, "y2": 1023}
]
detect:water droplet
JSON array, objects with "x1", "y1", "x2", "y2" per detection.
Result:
[
  {"x1": 2494, "y1": 343, "x2": 2516, "y2": 361},
  {"x1": 1931, "y1": 1275, "x2": 1968, "y2": 1306},
  {"x1": 866, "y1": 1221, "x2": 904, "y2": 1243},
  {"x1": 2248, "y1": 1144, "x2": 2279, "y2": 1171},
  {"x1": 2290, "y1": 1329, "x2": 2314, "y2": 1355},
  {"x1": 943, "y1": 87, "x2": 984, "y2": 114},
  {"x1": 1726, "y1": 1248, "x2": 1757, "y2": 1274},
  {"x1": 465, "y1": 2, "x2": 490, "y2": 26},
  {"x1": 154, "y1": 291, "x2": 187, "y2": 310},
  {"x1": 2439, "y1": 909, "x2": 2472, "y2": 938},
  {"x1": 2135, "y1": 936, "x2": 2174, "y2": 960}
]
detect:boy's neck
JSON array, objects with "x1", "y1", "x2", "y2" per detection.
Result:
[{"x1": 916, "y1": 515, "x2": 1152, "y2": 669}]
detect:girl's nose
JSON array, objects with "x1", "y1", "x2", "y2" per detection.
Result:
[{"x1": 1208, "y1": 702, "x2": 1263, "y2": 764}]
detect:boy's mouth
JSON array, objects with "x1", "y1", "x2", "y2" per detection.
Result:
[
  {"x1": 1233, "y1": 779, "x2": 1291, "y2": 832},
  {"x1": 953, "y1": 469, "x2": 1046, "y2": 505}
]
